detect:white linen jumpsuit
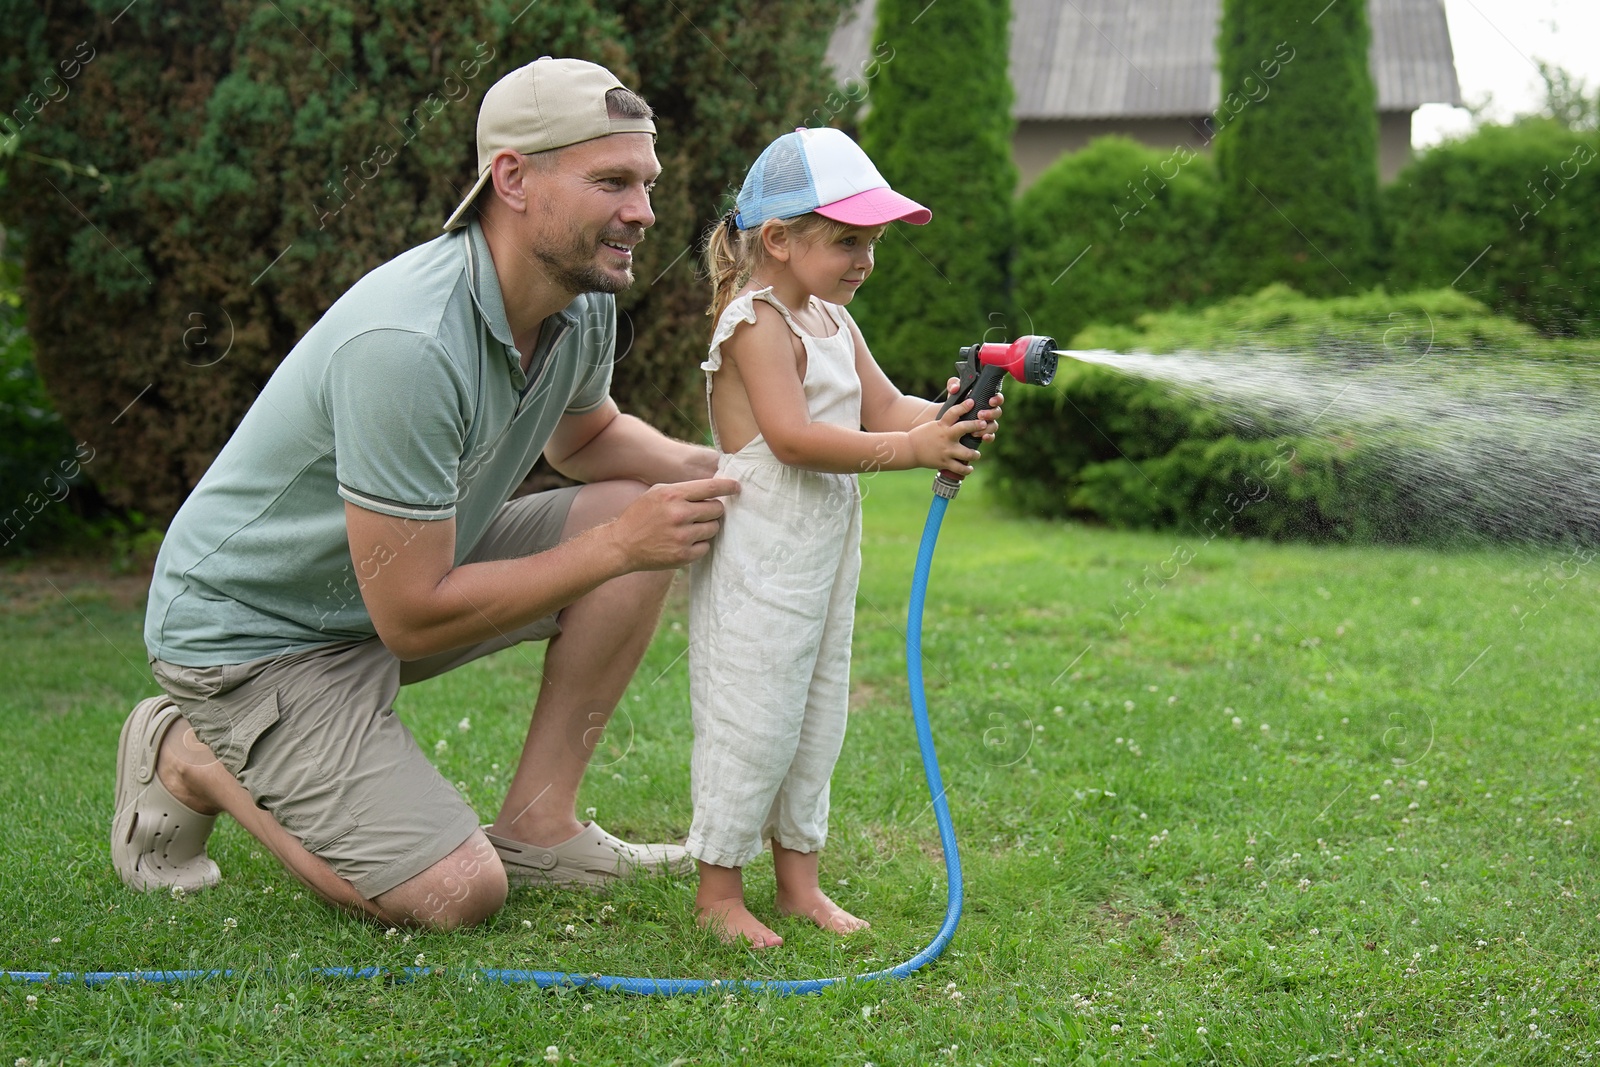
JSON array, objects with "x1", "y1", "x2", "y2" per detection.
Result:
[{"x1": 685, "y1": 286, "x2": 863, "y2": 868}]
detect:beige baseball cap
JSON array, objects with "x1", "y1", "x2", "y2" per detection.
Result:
[{"x1": 442, "y1": 57, "x2": 656, "y2": 231}]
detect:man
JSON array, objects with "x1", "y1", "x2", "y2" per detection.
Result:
[{"x1": 113, "y1": 57, "x2": 736, "y2": 929}]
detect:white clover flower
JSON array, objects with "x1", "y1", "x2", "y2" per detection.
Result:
[
  {"x1": 435, "y1": 739, "x2": 449, "y2": 754},
  {"x1": 545, "y1": 1047, "x2": 560, "y2": 1063},
  {"x1": 222, "y1": 917, "x2": 237, "y2": 930},
  {"x1": 414, "y1": 954, "x2": 426, "y2": 967},
  {"x1": 458, "y1": 717, "x2": 472, "y2": 732}
]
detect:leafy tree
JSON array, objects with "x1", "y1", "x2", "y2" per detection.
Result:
[
  {"x1": 1533, "y1": 60, "x2": 1598, "y2": 131},
  {"x1": 1213, "y1": 0, "x2": 1382, "y2": 296},
  {"x1": 1387, "y1": 120, "x2": 1600, "y2": 336},
  {"x1": 853, "y1": 0, "x2": 1015, "y2": 395},
  {"x1": 0, "y1": 0, "x2": 849, "y2": 524}
]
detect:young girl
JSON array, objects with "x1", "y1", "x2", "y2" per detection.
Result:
[{"x1": 686, "y1": 127, "x2": 1001, "y2": 948}]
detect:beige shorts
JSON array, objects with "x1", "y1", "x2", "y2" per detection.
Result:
[{"x1": 150, "y1": 486, "x2": 580, "y2": 899}]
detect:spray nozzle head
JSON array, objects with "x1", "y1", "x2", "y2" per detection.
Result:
[{"x1": 961, "y1": 335, "x2": 1058, "y2": 387}]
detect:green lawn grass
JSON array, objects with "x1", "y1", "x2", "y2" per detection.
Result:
[{"x1": 3, "y1": 470, "x2": 1598, "y2": 1065}]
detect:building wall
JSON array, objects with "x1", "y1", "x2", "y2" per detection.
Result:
[
  {"x1": 1377, "y1": 110, "x2": 1413, "y2": 182},
  {"x1": 1015, "y1": 117, "x2": 1212, "y2": 191},
  {"x1": 1015, "y1": 110, "x2": 1416, "y2": 192}
]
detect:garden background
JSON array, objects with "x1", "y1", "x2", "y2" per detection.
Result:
[{"x1": 3, "y1": 0, "x2": 1599, "y2": 1063}]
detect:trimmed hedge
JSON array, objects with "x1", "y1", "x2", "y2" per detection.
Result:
[
  {"x1": 1386, "y1": 120, "x2": 1600, "y2": 337},
  {"x1": 1012, "y1": 137, "x2": 1219, "y2": 348}
]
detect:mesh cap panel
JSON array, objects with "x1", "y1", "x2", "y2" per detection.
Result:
[{"x1": 734, "y1": 135, "x2": 818, "y2": 228}]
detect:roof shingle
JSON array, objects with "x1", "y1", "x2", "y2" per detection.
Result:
[{"x1": 825, "y1": 0, "x2": 1461, "y2": 119}]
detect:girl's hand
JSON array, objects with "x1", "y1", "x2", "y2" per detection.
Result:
[
  {"x1": 908, "y1": 398, "x2": 986, "y2": 475},
  {"x1": 941, "y1": 378, "x2": 1004, "y2": 442}
]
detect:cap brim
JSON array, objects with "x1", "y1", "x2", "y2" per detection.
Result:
[
  {"x1": 443, "y1": 166, "x2": 493, "y2": 232},
  {"x1": 814, "y1": 188, "x2": 931, "y2": 226}
]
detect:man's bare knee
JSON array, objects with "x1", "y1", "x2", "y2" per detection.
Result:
[{"x1": 374, "y1": 830, "x2": 508, "y2": 930}]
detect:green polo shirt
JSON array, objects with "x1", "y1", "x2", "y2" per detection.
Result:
[{"x1": 145, "y1": 220, "x2": 614, "y2": 667}]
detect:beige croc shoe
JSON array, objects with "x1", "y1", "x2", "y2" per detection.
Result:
[
  {"x1": 487, "y1": 821, "x2": 692, "y2": 889},
  {"x1": 111, "y1": 697, "x2": 221, "y2": 892}
]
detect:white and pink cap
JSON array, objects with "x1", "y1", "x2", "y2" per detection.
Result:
[{"x1": 732, "y1": 127, "x2": 931, "y2": 230}]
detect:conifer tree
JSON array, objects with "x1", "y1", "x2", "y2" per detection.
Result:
[
  {"x1": 854, "y1": 0, "x2": 1015, "y2": 394},
  {"x1": 1213, "y1": 0, "x2": 1382, "y2": 296}
]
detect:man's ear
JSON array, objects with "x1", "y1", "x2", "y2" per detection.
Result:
[
  {"x1": 760, "y1": 219, "x2": 791, "y2": 263},
  {"x1": 488, "y1": 150, "x2": 529, "y2": 215}
]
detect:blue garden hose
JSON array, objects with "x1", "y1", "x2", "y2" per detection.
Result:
[{"x1": 6, "y1": 494, "x2": 963, "y2": 995}]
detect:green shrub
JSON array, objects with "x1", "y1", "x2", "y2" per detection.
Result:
[
  {"x1": 1071, "y1": 283, "x2": 1544, "y2": 356},
  {"x1": 1011, "y1": 137, "x2": 1220, "y2": 347},
  {"x1": 1069, "y1": 435, "x2": 1406, "y2": 544},
  {"x1": 988, "y1": 356, "x2": 1227, "y2": 520},
  {"x1": 1386, "y1": 120, "x2": 1600, "y2": 337},
  {"x1": 0, "y1": 244, "x2": 105, "y2": 555},
  {"x1": 1214, "y1": 0, "x2": 1382, "y2": 295},
  {"x1": 991, "y1": 286, "x2": 1600, "y2": 544},
  {"x1": 853, "y1": 0, "x2": 1015, "y2": 395}
]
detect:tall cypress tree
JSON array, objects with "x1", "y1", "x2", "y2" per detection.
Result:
[
  {"x1": 854, "y1": 0, "x2": 1015, "y2": 394},
  {"x1": 1213, "y1": 0, "x2": 1382, "y2": 296}
]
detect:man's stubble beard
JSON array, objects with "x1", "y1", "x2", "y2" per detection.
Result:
[{"x1": 533, "y1": 214, "x2": 641, "y2": 296}]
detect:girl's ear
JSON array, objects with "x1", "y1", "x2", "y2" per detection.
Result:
[{"x1": 760, "y1": 219, "x2": 792, "y2": 263}]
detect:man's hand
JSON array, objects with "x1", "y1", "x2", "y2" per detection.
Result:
[{"x1": 601, "y1": 477, "x2": 740, "y2": 570}]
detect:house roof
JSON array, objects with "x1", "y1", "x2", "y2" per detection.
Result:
[{"x1": 826, "y1": 0, "x2": 1461, "y2": 120}]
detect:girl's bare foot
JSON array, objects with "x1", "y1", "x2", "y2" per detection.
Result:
[
  {"x1": 775, "y1": 885, "x2": 870, "y2": 934},
  {"x1": 771, "y1": 845, "x2": 869, "y2": 934},
  {"x1": 696, "y1": 897, "x2": 784, "y2": 948},
  {"x1": 694, "y1": 860, "x2": 782, "y2": 948}
]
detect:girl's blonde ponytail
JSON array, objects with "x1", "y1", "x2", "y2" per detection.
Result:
[{"x1": 705, "y1": 211, "x2": 754, "y2": 324}]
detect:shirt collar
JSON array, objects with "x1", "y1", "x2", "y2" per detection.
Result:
[{"x1": 464, "y1": 219, "x2": 580, "y2": 383}]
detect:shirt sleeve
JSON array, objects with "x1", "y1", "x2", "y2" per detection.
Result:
[
  {"x1": 323, "y1": 329, "x2": 471, "y2": 521},
  {"x1": 564, "y1": 294, "x2": 616, "y2": 416}
]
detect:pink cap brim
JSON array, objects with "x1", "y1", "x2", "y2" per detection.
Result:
[{"x1": 814, "y1": 187, "x2": 932, "y2": 226}]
